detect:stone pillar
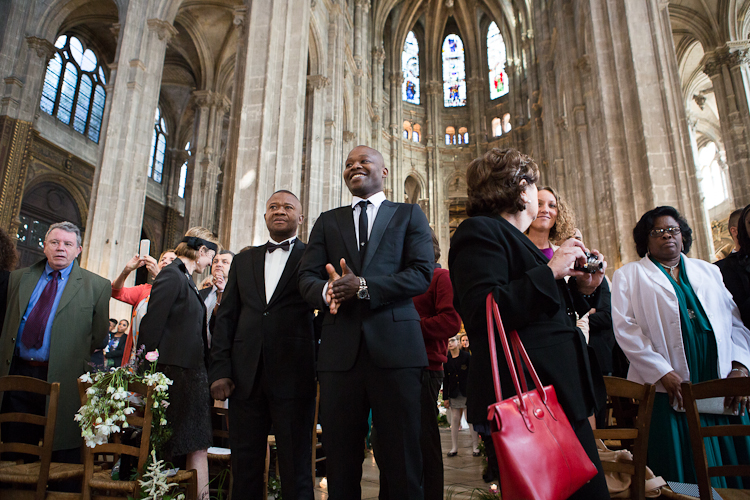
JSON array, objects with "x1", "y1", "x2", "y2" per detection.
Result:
[
  {"x1": 424, "y1": 81, "x2": 447, "y2": 263},
  {"x1": 703, "y1": 45, "x2": 750, "y2": 207},
  {"x1": 352, "y1": 0, "x2": 370, "y2": 145},
  {"x1": 300, "y1": 74, "x2": 330, "y2": 239},
  {"x1": 466, "y1": 77, "x2": 484, "y2": 157},
  {"x1": 0, "y1": 35, "x2": 56, "y2": 233},
  {"x1": 388, "y1": 73, "x2": 404, "y2": 200},
  {"x1": 80, "y1": 4, "x2": 178, "y2": 281},
  {"x1": 218, "y1": 0, "x2": 311, "y2": 250},
  {"x1": 187, "y1": 90, "x2": 230, "y2": 232},
  {"x1": 371, "y1": 46, "x2": 386, "y2": 151}
]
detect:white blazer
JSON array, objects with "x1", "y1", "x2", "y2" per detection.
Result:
[{"x1": 612, "y1": 255, "x2": 750, "y2": 392}]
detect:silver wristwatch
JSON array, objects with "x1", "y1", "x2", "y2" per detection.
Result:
[{"x1": 357, "y1": 277, "x2": 370, "y2": 300}]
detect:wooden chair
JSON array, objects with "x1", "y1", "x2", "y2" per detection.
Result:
[
  {"x1": 592, "y1": 376, "x2": 656, "y2": 500},
  {"x1": 0, "y1": 375, "x2": 87, "y2": 500},
  {"x1": 207, "y1": 405, "x2": 231, "y2": 499},
  {"x1": 78, "y1": 379, "x2": 197, "y2": 500},
  {"x1": 682, "y1": 378, "x2": 750, "y2": 500},
  {"x1": 311, "y1": 382, "x2": 325, "y2": 483}
]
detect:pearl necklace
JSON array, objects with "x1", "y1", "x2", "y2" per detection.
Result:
[{"x1": 663, "y1": 262, "x2": 679, "y2": 273}]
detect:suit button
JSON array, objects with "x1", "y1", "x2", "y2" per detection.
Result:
[{"x1": 263, "y1": 312, "x2": 269, "y2": 316}]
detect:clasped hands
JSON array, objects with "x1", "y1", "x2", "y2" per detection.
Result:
[
  {"x1": 661, "y1": 366, "x2": 750, "y2": 415},
  {"x1": 547, "y1": 238, "x2": 607, "y2": 295},
  {"x1": 325, "y1": 258, "x2": 360, "y2": 314}
]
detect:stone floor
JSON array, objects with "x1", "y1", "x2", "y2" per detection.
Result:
[{"x1": 313, "y1": 427, "x2": 494, "y2": 500}]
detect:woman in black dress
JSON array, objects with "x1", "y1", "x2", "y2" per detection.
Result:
[
  {"x1": 444, "y1": 334, "x2": 479, "y2": 457},
  {"x1": 448, "y1": 148, "x2": 610, "y2": 499},
  {"x1": 717, "y1": 203, "x2": 750, "y2": 328},
  {"x1": 139, "y1": 227, "x2": 219, "y2": 499}
]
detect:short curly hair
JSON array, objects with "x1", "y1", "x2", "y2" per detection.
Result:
[
  {"x1": 0, "y1": 227, "x2": 18, "y2": 272},
  {"x1": 632, "y1": 206, "x2": 693, "y2": 258},
  {"x1": 466, "y1": 148, "x2": 540, "y2": 217},
  {"x1": 538, "y1": 186, "x2": 576, "y2": 245},
  {"x1": 737, "y1": 203, "x2": 750, "y2": 260}
]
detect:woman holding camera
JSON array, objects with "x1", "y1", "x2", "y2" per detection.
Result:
[
  {"x1": 526, "y1": 186, "x2": 575, "y2": 258},
  {"x1": 449, "y1": 148, "x2": 609, "y2": 499},
  {"x1": 612, "y1": 206, "x2": 750, "y2": 487}
]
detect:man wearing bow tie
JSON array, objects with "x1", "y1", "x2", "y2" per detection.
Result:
[
  {"x1": 299, "y1": 146, "x2": 433, "y2": 499},
  {"x1": 209, "y1": 190, "x2": 317, "y2": 500}
]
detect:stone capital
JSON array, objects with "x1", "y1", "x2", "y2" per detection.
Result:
[
  {"x1": 467, "y1": 77, "x2": 484, "y2": 93},
  {"x1": 147, "y1": 19, "x2": 179, "y2": 42},
  {"x1": 692, "y1": 93, "x2": 706, "y2": 110},
  {"x1": 306, "y1": 74, "x2": 330, "y2": 90},
  {"x1": 425, "y1": 81, "x2": 441, "y2": 96},
  {"x1": 233, "y1": 7, "x2": 247, "y2": 32},
  {"x1": 727, "y1": 48, "x2": 750, "y2": 68},
  {"x1": 389, "y1": 73, "x2": 404, "y2": 86},
  {"x1": 343, "y1": 131, "x2": 356, "y2": 142},
  {"x1": 576, "y1": 54, "x2": 591, "y2": 74},
  {"x1": 355, "y1": 0, "x2": 371, "y2": 13},
  {"x1": 192, "y1": 89, "x2": 224, "y2": 108},
  {"x1": 110, "y1": 23, "x2": 121, "y2": 39},
  {"x1": 170, "y1": 148, "x2": 191, "y2": 164},
  {"x1": 372, "y1": 46, "x2": 386, "y2": 65},
  {"x1": 25, "y1": 36, "x2": 56, "y2": 61}
]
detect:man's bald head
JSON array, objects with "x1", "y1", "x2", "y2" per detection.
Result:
[{"x1": 344, "y1": 145, "x2": 388, "y2": 198}]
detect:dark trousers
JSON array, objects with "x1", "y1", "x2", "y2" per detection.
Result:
[
  {"x1": 377, "y1": 369, "x2": 443, "y2": 500},
  {"x1": 228, "y1": 366, "x2": 315, "y2": 500},
  {"x1": 319, "y1": 341, "x2": 423, "y2": 500},
  {"x1": 568, "y1": 417, "x2": 610, "y2": 500}
]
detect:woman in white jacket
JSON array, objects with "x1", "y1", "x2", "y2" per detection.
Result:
[{"x1": 612, "y1": 206, "x2": 750, "y2": 488}]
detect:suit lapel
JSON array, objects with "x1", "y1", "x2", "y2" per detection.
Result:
[
  {"x1": 362, "y1": 202, "x2": 397, "y2": 272},
  {"x1": 53, "y1": 262, "x2": 82, "y2": 316},
  {"x1": 335, "y1": 207, "x2": 361, "y2": 274},
  {"x1": 18, "y1": 262, "x2": 44, "y2": 317},
  {"x1": 267, "y1": 242, "x2": 304, "y2": 308},
  {"x1": 252, "y1": 246, "x2": 267, "y2": 304},
  {"x1": 641, "y1": 255, "x2": 677, "y2": 298}
]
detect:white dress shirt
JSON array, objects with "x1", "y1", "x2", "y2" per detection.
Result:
[
  {"x1": 351, "y1": 191, "x2": 386, "y2": 242},
  {"x1": 265, "y1": 236, "x2": 296, "y2": 302}
]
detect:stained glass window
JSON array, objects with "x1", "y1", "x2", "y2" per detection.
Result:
[
  {"x1": 178, "y1": 142, "x2": 190, "y2": 198},
  {"x1": 148, "y1": 108, "x2": 167, "y2": 183},
  {"x1": 697, "y1": 142, "x2": 729, "y2": 210},
  {"x1": 492, "y1": 117, "x2": 502, "y2": 137},
  {"x1": 442, "y1": 34, "x2": 466, "y2": 107},
  {"x1": 402, "y1": 31, "x2": 420, "y2": 105},
  {"x1": 488, "y1": 22, "x2": 509, "y2": 99},
  {"x1": 39, "y1": 34, "x2": 107, "y2": 142}
]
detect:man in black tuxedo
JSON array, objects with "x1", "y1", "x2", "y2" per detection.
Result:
[
  {"x1": 209, "y1": 190, "x2": 316, "y2": 500},
  {"x1": 298, "y1": 146, "x2": 433, "y2": 500}
]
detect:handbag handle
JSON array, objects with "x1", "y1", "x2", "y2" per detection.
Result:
[{"x1": 486, "y1": 293, "x2": 548, "y2": 411}]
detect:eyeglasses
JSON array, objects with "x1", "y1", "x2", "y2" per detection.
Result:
[{"x1": 649, "y1": 226, "x2": 681, "y2": 238}]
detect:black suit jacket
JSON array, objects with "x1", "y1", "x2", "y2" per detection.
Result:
[
  {"x1": 588, "y1": 278, "x2": 615, "y2": 374},
  {"x1": 448, "y1": 214, "x2": 598, "y2": 423},
  {"x1": 139, "y1": 259, "x2": 208, "y2": 369},
  {"x1": 716, "y1": 253, "x2": 750, "y2": 328},
  {"x1": 209, "y1": 241, "x2": 316, "y2": 400},
  {"x1": 298, "y1": 200, "x2": 433, "y2": 371}
]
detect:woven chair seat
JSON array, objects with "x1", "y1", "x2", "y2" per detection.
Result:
[
  {"x1": 0, "y1": 462, "x2": 90, "y2": 483},
  {"x1": 207, "y1": 447, "x2": 231, "y2": 462},
  {"x1": 0, "y1": 460, "x2": 19, "y2": 468},
  {"x1": 89, "y1": 468, "x2": 196, "y2": 493}
]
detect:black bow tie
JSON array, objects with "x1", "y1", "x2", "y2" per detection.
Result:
[{"x1": 267, "y1": 239, "x2": 293, "y2": 253}]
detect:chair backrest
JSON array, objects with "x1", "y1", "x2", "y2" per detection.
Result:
[
  {"x1": 210, "y1": 406, "x2": 229, "y2": 443},
  {"x1": 593, "y1": 376, "x2": 656, "y2": 500},
  {"x1": 78, "y1": 379, "x2": 154, "y2": 478},
  {"x1": 682, "y1": 378, "x2": 750, "y2": 500}
]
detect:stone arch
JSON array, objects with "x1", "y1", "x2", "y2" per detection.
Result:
[
  {"x1": 34, "y1": 0, "x2": 123, "y2": 41},
  {"x1": 23, "y1": 174, "x2": 89, "y2": 225},
  {"x1": 404, "y1": 172, "x2": 424, "y2": 203},
  {"x1": 174, "y1": 10, "x2": 213, "y2": 89},
  {"x1": 669, "y1": 5, "x2": 721, "y2": 50}
]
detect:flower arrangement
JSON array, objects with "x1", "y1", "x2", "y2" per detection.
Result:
[
  {"x1": 138, "y1": 449, "x2": 185, "y2": 500},
  {"x1": 76, "y1": 347, "x2": 173, "y2": 451}
]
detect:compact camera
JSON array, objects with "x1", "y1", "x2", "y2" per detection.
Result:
[{"x1": 574, "y1": 252, "x2": 603, "y2": 273}]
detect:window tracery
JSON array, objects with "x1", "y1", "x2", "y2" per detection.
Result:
[
  {"x1": 442, "y1": 34, "x2": 466, "y2": 107},
  {"x1": 402, "y1": 32, "x2": 420, "y2": 105},
  {"x1": 148, "y1": 107, "x2": 167, "y2": 183},
  {"x1": 487, "y1": 22, "x2": 509, "y2": 99}
]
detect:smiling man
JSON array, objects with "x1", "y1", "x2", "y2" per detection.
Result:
[
  {"x1": 299, "y1": 145, "x2": 433, "y2": 499},
  {"x1": 209, "y1": 190, "x2": 317, "y2": 500},
  {"x1": 0, "y1": 221, "x2": 110, "y2": 463}
]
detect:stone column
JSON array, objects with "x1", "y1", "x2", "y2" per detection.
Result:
[
  {"x1": 187, "y1": 90, "x2": 230, "y2": 232},
  {"x1": 424, "y1": 81, "x2": 448, "y2": 262},
  {"x1": 388, "y1": 73, "x2": 404, "y2": 200},
  {"x1": 466, "y1": 77, "x2": 484, "y2": 157},
  {"x1": 703, "y1": 45, "x2": 750, "y2": 207},
  {"x1": 80, "y1": 4, "x2": 178, "y2": 281},
  {"x1": 218, "y1": 0, "x2": 311, "y2": 250},
  {"x1": 371, "y1": 46, "x2": 386, "y2": 151},
  {"x1": 0, "y1": 34, "x2": 56, "y2": 233},
  {"x1": 300, "y1": 74, "x2": 330, "y2": 239},
  {"x1": 352, "y1": 0, "x2": 370, "y2": 145}
]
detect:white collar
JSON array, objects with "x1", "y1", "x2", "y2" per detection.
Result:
[
  {"x1": 351, "y1": 191, "x2": 386, "y2": 209},
  {"x1": 267, "y1": 235, "x2": 297, "y2": 246}
]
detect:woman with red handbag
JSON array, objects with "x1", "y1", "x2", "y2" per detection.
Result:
[{"x1": 448, "y1": 148, "x2": 610, "y2": 499}]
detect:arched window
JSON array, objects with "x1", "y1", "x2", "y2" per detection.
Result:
[
  {"x1": 487, "y1": 22, "x2": 509, "y2": 99},
  {"x1": 413, "y1": 124, "x2": 421, "y2": 143},
  {"x1": 178, "y1": 142, "x2": 190, "y2": 198},
  {"x1": 148, "y1": 107, "x2": 167, "y2": 183},
  {"x1": 697, "y1": 142, "x2": 729, "y2": 209},
  {"x1": 442, "y1": 34, "x2": 466, "y2": 107},
  {"x1": 402, "y1": 31, "x2": 420, "y2": 105},
  {"x1": 40, "y1": 34, "x2": 107, "y2": 143},
  {"x1": 459, "y1": 127, "x2": 469, "y2": 144},
  {"x1": 492, "y1": 117, "x2": 502, "y2": 137},
  {"x1": 403, "y1": 120, "x2": 413, "y2": 140},
  {"x1": 502, "y1": 113, "x2": 512, "y2": 133},
  {"x1": 445, "y1": 126, "x2": 456, "y2": 145}
]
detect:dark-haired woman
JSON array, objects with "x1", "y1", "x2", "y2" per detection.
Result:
[
  {"x1": 139, "y1": 227, "x2": 220, "y2": 499},
  {"x1": 0, "y1": 227, "x2": 19, "y2": 333},
  {"x1": 449, "y1": 148, "x2": 610, "y2": 499},
  {"x1": 717, "y1": 204, "x2": 750, "y2": 329},
  {"x1": 612, "y1": 206, "x2": 750, "y2": 487}
]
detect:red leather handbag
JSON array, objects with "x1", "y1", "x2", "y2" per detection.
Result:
[{"x1": 485, "y1": 293, "x2": 598, "y2": 500}]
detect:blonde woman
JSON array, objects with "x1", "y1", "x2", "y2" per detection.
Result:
[
  {"x1": 139, "y1": 227, "x2": 220, "y2": 499},
  {"x1": 443, "y1": 334, "x2": 479, "y2": 457},
  {"x1": 526, "y1": 186, "x2": 575, "y2": 258}
]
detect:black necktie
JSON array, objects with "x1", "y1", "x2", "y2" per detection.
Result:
[
  {"x1": 357, "y1": 200, "x2": 370, "y2": 260},
  {"x1": 267, "y1": 239, "x2": 292, "y2": 253}
]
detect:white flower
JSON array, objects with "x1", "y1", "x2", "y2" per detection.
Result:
[
  {"x1": 160, "y1": 418, "x2": 167, "y2": 426},
  {"x1": 86, "y1": 387, "x2": 97, "y2": 395},
  {"x1": 106, "y1": 386, "x2": 115, "y2": 394},
  {"x1": 79, "y1": 373, "x2": 93, "y2": 383}
]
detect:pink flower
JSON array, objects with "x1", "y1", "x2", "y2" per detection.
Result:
[{"x1": 145, "y1": 350, "x2": 159, "y2": 362}]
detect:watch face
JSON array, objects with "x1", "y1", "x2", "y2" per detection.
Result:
[{"x1": 357, "y1": 288, "x2": 367, "y2": 299}]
